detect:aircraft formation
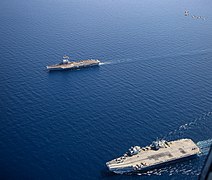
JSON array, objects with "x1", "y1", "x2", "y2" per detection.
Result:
[{"x1": 184, "y1": 10, "x2": 206, "y2": 20}]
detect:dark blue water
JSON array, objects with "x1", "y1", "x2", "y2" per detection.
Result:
[{"x1": 0, "y1": 0, "x2": 212, "y2": 179}]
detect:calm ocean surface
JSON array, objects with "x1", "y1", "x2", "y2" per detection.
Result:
[{"x1": 0, "y1": 0, "x2": 212, "y2": 179}]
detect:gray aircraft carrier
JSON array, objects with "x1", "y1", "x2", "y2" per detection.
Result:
[
  {"x1": 106, "y1": 139, "x2": 200, "y2": 174},
  {"x1": 46, "y1": 55, "x2": 100, "y2": 71}
]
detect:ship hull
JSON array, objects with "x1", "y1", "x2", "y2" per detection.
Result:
[
  {"x1": 47, "y1": 60, "x2": 100, "y2": 71},
  {"x1": 109, "y1": 154, "x2": 198, "y2": 174},
  {"x1": 106, "y1": 139, "x2": 200, "y2": 175}
]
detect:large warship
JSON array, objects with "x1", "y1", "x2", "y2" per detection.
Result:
[
  {"x1": 106, "y1": 138, "x2": 200, "y2": 174},
  {"x1": 46, "y1": 55, "x2": 100, "y2": 71}
]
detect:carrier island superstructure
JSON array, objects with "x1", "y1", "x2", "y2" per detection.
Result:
[
  {"x1": 46, "y1": 55, "x2": 100, "y2": 71},
  {"x1": 106, "y1": 139, "x2": 200, "y2": 174}
]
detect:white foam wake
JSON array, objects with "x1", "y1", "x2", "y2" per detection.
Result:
[
  {"x1": 162, "y1": 111, "x2": 212, "y2": 141},
  {"x1": 99, "y1": 61, "x2": 113, "y2": 66},
  {"x1": 197, "y1": 139, "x2": 212, "y2": 156},
  {"x1": 100, "y1": 49, "x2": 212, "y2": 66}
]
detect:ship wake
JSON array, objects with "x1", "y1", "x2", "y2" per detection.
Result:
[
  {"x1": 162, "y1": 111, "x2": 212, "y2": 141},
  {"x1": 197, "y1": 139, "x2": 212, "y2": 156},
  {"x1": 100, "y1": 48, "x2": 212, "y2": 66}
]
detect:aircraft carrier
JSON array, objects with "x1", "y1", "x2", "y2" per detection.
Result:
[
  {"x1": 46, "y1": 55, "x2": 100, "y2": 71},
  {"x1": 106, "y1": 139, "x2": 200, "y2": 174}
]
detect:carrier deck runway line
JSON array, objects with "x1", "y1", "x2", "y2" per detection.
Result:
[
  {"x1": 106, "y1": 139, "x2": 200, "y2": 174},
  {"x1": 47, "y1": 55, "x2": 100, "y2": 71}
]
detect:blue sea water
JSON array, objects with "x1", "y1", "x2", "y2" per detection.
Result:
[{"x1": 0, "y1": 0, "x2": 212, "y2": 179}]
